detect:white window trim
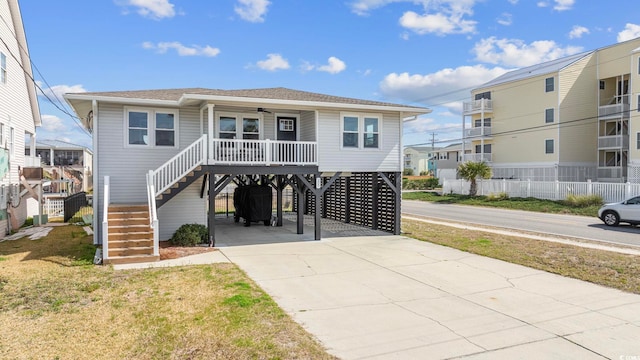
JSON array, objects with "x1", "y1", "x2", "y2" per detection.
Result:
[
  {"x1": 124, "y1": 107, "x2": 179, "y2": 148},
  {"x1": 545, "y1": 139, "x2": 554, "y2": 154},
  {"x1": 215, "y1": 111, "x2": 264, "y2": 140},
  {"x1": 340, "y1": 112, "x2": 382, "y2": 150},
  {"x1": 274, "y1": 113, "x2": 300, "y2": 141}
]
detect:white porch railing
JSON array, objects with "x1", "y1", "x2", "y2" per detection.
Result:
[
  {"x1": 152, "y1": 134, "x2": 207, "y2": 196},
  {"x1": 598, "y1": 135, "x2": 629, "y2": 149},
  {"x1": 465, "y1": 126, "x2": 492, "y2": 138},
  {"x1": 462, "y1": 153, "x2": 492, "y2": 162},
  {"x1": 463, "y1": 99, "x2": 493, "y2": 114},
  {"x1": 210, "y1": 138, "x2": 318, "y2": 166},
  {"x1": 24, "y1": 156, "x2": 41, "y2": 167},
  {"x1": 599, "y1": 103, "x2": 630, "y2": 119},
  {"x1": 146, "y1": 172, "x2": 159, "y2": 257},
  {"x1": 102, "y1": 176, "x2": 110, "y2": 262}
]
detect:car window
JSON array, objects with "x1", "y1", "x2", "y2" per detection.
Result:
[{"x1": 627, "y1": 197, "x2": 640, "y2": 205}]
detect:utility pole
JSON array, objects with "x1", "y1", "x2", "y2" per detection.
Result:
[{"x1": 430, "y1": 132, "x2": 437, "y2": 177}]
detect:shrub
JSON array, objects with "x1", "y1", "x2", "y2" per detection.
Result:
[
  {"x1": 403, "y1": 168, "x2": 414, "y2": 176},
  {"x1": 563, "y1": 194, "x2": 603, "y2": 208},
  {"x1": 486, "y1": 192, "x2": 509, "y2": 201},
  {"x1": 419, "y1": 171, "x2": 429, "y2": 176},
  {"x1": 402, "y1": 177, "x2": 440, "y2": 190},
  {"x1": 170, "y1": 223, "x2": 209, "y2": 246}
]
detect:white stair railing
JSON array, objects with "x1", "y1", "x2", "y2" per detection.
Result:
[
  {"x1": 146, "y1": 172, "x2": 159, "y2": 257},
  {"x1": 102, "y1": 176, "x2": 110, "y2": 263},
  {"x1": 151, "y1": 134, "x2": 207, "y2": 196}
]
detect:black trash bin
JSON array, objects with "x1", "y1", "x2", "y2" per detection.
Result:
[{"x1": 233, "y1": 185, "x2": 273, "y2": 226}]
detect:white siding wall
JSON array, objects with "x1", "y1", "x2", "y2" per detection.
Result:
[
  {"x1": 317, "y1": 110, "x2": 401, "y2": 172},
  {"x1": 0, "y1": 1, "x2": 37, "y2": 231},
  {"x1": 157, "y1": 181, "x2": 206, "y2": 240},
  {"x1": 299, "y1": 110, "x2": 315, "y2": 142}
]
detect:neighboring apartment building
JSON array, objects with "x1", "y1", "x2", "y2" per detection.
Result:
[
  {"x1": 403, "y1": 145, "x2": 436, "y2": 175},
  {"x1": 462, "y1": 37, "x2": 640, "y2": 182},
  {"x1": 25, "y1": 139, "x2": 93, "y2": 192},
  {"x1": 0, "y1": 0, "x2": 41, "y2": 235}
]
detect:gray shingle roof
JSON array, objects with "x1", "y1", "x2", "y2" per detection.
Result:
[{"x1": 68, "y1": 87, "x2": 427, "y2": 110}]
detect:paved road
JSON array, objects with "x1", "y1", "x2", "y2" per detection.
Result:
[{"x1": 402, "y1": 200, "x2": 640, "y2": 248}]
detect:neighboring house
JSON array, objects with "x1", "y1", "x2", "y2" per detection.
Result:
[
  {"x1": 65, "y1": 87, "x2": 429, "y2": 264},
  {"x1": 403, "y1": 145, "x2": 436, "y2": 175},
  {"x1": 25, "y1": 139, "x2": 93, "y2": 192},
  {"x1": 432, "y1": 143, "x2": 464, "y2": 183},
  {"x1": 461, "y1": 37, "x2": 640, "y2": 182},
  {"x1": 0, "y1": 0, "x2": 41, "y2": 236}
]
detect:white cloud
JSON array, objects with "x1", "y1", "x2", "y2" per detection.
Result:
[
  {"x1": 617, "y1": 23, "x2": 640, "y2": 42},
  {"x1": 379, "y1": 65, "x2": 509, "y2": 109},
  {"x1": 317, "y1": 57, "x2": 347, "y2": 74},
  {"x1": 404, "y1": 116, "x2": 462, "y2": 136},
  {"x1": 553, "y1": 0, "x2": 574, "y2": 11},
  {"x1": 472, "y1": 37, "x2": 583, "y2": 67},
  {"x1": 119, "y1": 0, "x2": 176, "y2": 20},
  {"x1": 142, "y1": 41, "x2": 220, "y2": 57},
  {"x1": 400, "y1": 10, "x2": 476, "y2": 35},
  {"x1": 349, "y1": 0, "x2": 402, "y2": 16},
  {"x1": 497, "y1": 12, "x2": 512, "y2": 26},
  {"x1": 507, "y1": 0, "x2": 518, "y2": 4},
  {"x1": 256, "y1": 53, "x2": 290, "y2": 71},
  {"x1": 36, "y1": 82, "x2": 87, "y2": 101},
  {"x1": 537, "y1": 0, "x2": 574, "y2": 11},
  {"x1": 41, "y1": 115, "x2": 68, "y2": 132},
  {"x1": 569, "y1": 25, "x2": 589, "y2": 39},
  {"x1": 235, "y1": 0, "x2": 270, "y2": 23}
]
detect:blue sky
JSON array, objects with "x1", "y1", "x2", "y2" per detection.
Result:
[{"x1": 17, "y1": 0, "x2": 640, "y2": 149}]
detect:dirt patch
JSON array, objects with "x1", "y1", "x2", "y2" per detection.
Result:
[{"x1": 159, "y1": 241, "x2": 216, "y2": 260}]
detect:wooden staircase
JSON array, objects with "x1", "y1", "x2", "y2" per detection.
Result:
[
  {"x1": 156, "y1": 166, "x2": 206, "y2": 207},
  {"x1": 105, "y1": 204, "x2": 159, "y2": 265}
]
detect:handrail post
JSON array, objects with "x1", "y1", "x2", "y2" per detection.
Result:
[
  {"x1": 146, "y1": 171, "x2": 159, "y2": 257},
  {"x1": 102, "y1": 176, "x2": 110, "y2": 263},
  {"x1": 265, "y1": 139, "x2": 271, "y2": 166}
]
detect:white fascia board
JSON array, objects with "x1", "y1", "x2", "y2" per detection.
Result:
[
  {"x1": 179, "y1": 93, "x2": 431, "y2": 116},
  {"x1": 64, "y1": 94, "x2": 180, "y2": 107}
]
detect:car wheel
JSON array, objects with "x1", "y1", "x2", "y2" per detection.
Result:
[{"x1": 602, "y1": 211, "x2": 620, "y2": 226}]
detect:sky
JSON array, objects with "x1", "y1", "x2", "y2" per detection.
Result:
[{"x1": 15, "y1": 0, "x2": 640, "y2": 149}]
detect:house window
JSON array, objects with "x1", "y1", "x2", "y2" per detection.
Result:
[
  {"x1": 341, "y1": 113, "x2": 381, "y2": 149},
  {"x1": 474, "y1": 118, "x2": 491, "y2": 127},
  {"x1": 363, "y1": 117, "x2": 379, "y2": 148},
  {"x1": 545, "y1": 108, "x2": 554, "y2": 123},
  {"x1": 474, "y1": 91, "x2": 491, "y2": 100},
  {"x1": 0, "y1": 53, "x2": 6, "y2": 84},
  {"x1": 128, "y1": 110, "x2": 149, "y2": 145},
  {"x1": 599, "y1": 80, "x2": 605, "y2": 90},
  {"x1": 638, "y1": 95, "x2": 640, "y2": 112},
  {"x1": 545, "y1": 77, "x2": 554, "y2": 92},
  {"x1": 126, "y1": 108, "x2": 178, "y2": 147},
  {"x1": 216, "y1": 113, "x2": 262, "y2": 140},
  {"x1": 475, "y1": 144, "x2": 491, "y2": 153},
  {"x1": 637, "y1": 133, "x2": 640, "y2": 150},
  {"x1": 545, "y1": 139, "x2": 554, "y2": 154},
  {"x1": 342, "y1": 116, "x2": 359, "y2": 148}
]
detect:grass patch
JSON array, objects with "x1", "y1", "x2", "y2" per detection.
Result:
[
  {"x1": 0, "y1": 226, "x2": 337, "y2": 359},
  {"x1": 403, "y1": 192, "x2": 601, "y2": 217},
  {"x1": 402, "y1": 219, "x2": 640, "y2": 294}
]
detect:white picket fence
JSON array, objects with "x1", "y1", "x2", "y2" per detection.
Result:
[
  {"x1": 442, "y1": 179, "x2": 640, "y2": 203},
  {"x1": 43, "y1": 198, "x2": 65, "y2": 217}
]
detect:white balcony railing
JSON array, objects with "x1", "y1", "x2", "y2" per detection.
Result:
[
  {"x1": 462, "y1": 153, "x2": 492, "y2": 162},
  {"x1": 24, "y1": 156, "x2": 41, "y2": 167},
  {"x1": 463, "y1": 99, "x2": 493, "y2": 114},
  {"x1": 599, "y1": 95, "x2": 630, "y2": 119},
  {"x1": 464, "y1": 126, "x2": 492, "y2": 138},
  {"x1": 598, "y1": 135, "x2": 629, "y2": 149},
  {"x1": 210, "y1": 138, "x2": 317, "y2": 166},
  {"x1": 597, "y1": 167, "x2": 626, "y2": 180}
]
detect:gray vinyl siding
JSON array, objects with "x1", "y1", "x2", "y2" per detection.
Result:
[
  {"x1": 299, "y1": 111, "x2": 316, "y2": 141},
  {"x1": 95, "y1": 103, "x2": 202, "y2": 233},
  {"x1": 317, "y1": 110, "x2": 401, "y2": 172},
  {"x1": 157, "y1": 181, "x2": 206, "y2": 240}
]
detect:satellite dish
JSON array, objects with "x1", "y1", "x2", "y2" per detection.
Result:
[{"x1": 86, "y1": 110, "x2": 93, "y2": 133}]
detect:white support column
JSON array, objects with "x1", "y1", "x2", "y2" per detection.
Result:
[{"x1": 207, "y1": 104, "x2": 215, "y2": 162}]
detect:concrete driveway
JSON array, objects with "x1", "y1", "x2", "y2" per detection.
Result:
[{"x1": 216, "y1": 219, "x2": 640, "y2": 359}]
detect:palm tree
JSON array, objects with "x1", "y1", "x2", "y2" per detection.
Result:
[{"x1": 457, "y1": 161, "x2": 492, "y2": 196}]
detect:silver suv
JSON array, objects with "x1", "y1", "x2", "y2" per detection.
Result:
[{"x1": 598, "y1": 196, "x2": 640, "y2": 226}]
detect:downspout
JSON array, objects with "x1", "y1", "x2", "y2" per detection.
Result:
[{"x1": 92, "y1": 100, "x2": 99, "y2": 245}]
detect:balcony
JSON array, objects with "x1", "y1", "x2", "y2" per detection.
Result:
[
  {"x1": 463, "y1": 99, "x2": 493, "y2": 115},
  {"x1": 598, "y1": 135, "x2": 629, "y2": 150},
  {"x1": 597, "y1": 167, "x2": 626, "y2": 182},
  {"x1": 462, "y1": 153, "x2": 492, "y2": 162},
  {"x1": 24, "y1": 156, "x2": 42, "y2": 167},
  {"x1": 599, "y1": 95, "x2": 630, "y2": 120},
  {"x1": 209, "y1": 138, "x2": 318, "y2": 166},
  {"x1": 464, "y1": 126, "x2": 492, "y2": 138}
]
